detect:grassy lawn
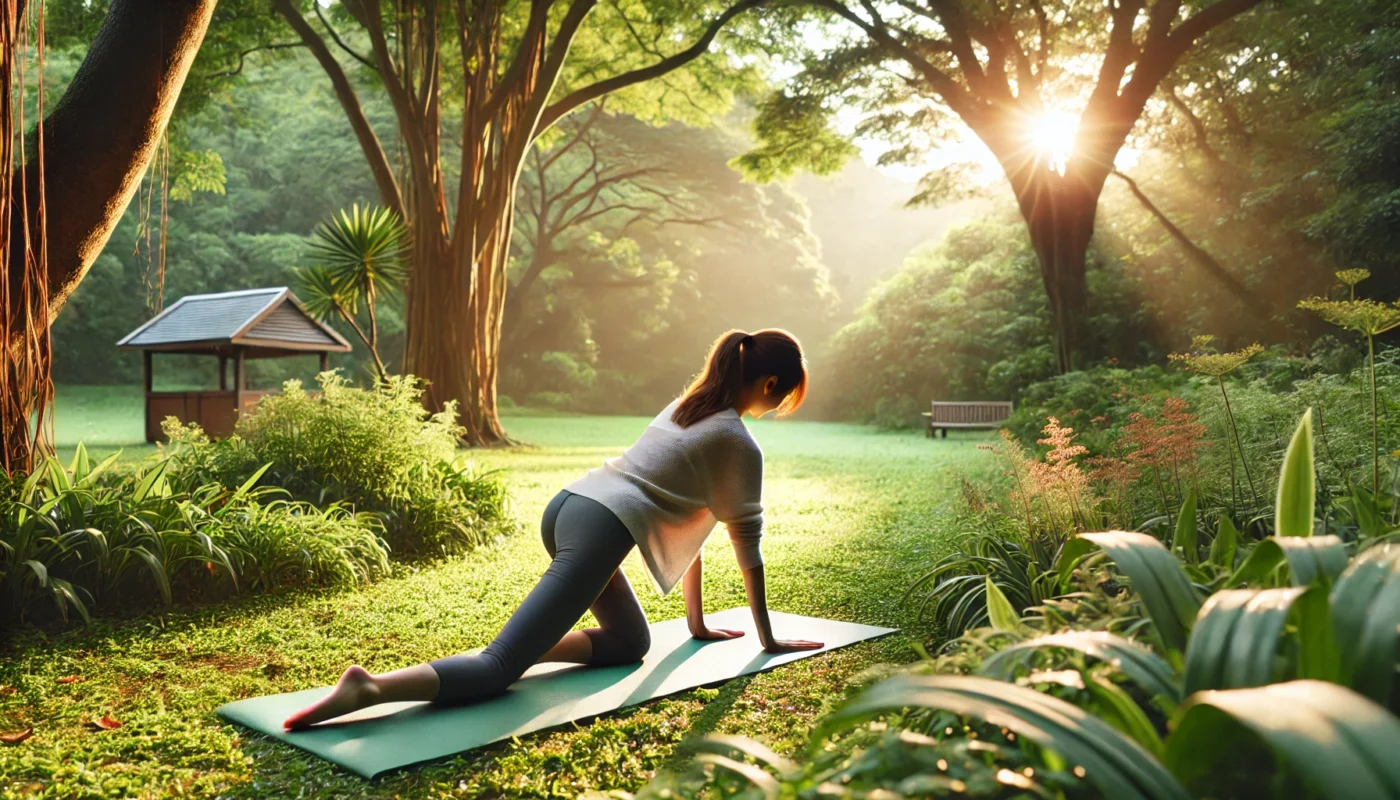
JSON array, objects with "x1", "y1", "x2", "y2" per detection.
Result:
[{"x1": 1, "y1": 391, "x2": 995, "y2": 799}]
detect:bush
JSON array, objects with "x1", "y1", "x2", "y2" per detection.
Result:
[
  {"x1": 161, "y1": 371, "x2": 512, "y2": 555},
  {"x1": 0, "y1": 446, "x2": 390, "y2": 627}
]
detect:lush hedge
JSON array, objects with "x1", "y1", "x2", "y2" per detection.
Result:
[
  {"x1": 1, "y1": 372, "x2": 514, "y2": 628},
  {"x1": 161, "y1": 371, "x2": 512, "y2": 556}
]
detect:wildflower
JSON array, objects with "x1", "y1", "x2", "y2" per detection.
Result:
[
  {"x1": 1168, "y1": 337, "x2": 1264, "y2": 377},
  {"x1": 1297, "y1": 297, "x2": 1400, "y2": 338},
  {"x1": 1336, "y1": 268, "x2": 1371, "y2": 289}
]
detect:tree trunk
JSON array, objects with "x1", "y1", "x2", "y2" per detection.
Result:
[
  {"x1": 11, "y1": 0, "x2": 217, "y2": 328},
  {"x1": 2, "y1": 0, "x2": 216, "y2": 468},
  {"x1": 1011, "y1": 170, "x2": 1099, "y2": 374}
]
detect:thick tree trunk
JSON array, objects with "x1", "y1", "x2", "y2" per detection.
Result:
[
  {"x1": 1007, "y1": 166, "x2": 1100, "y2": 374},
  {"x1": 2, "y1": 0, "x2": 215, "y2": 468},
  {"x1": 10, "y1": 0, "x2": 217, "y2": 328},
  {"x1": 401, "y1": 209, "x2": 511, "y2": 447}
]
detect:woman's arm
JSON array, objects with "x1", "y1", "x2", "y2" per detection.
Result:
[
  {"x1": 741, "y1": 563, "x2": 823, "y2": 654},
  {"x1": 683, "y1": 552, "x2": 746, "y2": 641}
]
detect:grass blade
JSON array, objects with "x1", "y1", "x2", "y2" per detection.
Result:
[{"x1": 1172, "y1": 490, "x2": 1198, "y2": 563}]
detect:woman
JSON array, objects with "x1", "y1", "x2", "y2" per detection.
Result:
[{"x1": 284, "y1": 329, "x2": 822, "y2": 731}]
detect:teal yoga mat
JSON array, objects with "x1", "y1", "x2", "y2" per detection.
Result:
[{"x1": 216, "y1": 606, "x2": 896, "y2": 778}]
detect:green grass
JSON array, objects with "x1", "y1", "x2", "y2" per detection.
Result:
[{"x1": 1, "y1": 400, "x2": 995, "y2": 800}]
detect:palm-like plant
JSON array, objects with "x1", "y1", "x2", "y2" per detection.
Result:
[{"x1": 295, "y1": 204, "x2": 410, "y2": 383}]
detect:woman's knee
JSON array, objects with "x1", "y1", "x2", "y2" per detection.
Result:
[{"x1": 590, "y1": 626, "x2": 651, "y2": 665}]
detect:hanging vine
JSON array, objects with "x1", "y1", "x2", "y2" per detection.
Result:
[{"x1": 0, "y1": 0, "x2": 51, "y2": 473}]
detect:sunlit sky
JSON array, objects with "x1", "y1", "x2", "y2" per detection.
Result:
[{"x1": 774, "y1": 15, "x2": 1143, "y2": 187}]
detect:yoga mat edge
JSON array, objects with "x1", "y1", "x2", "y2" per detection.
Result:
[{"x1": 216, "y1": 607, "x2": 897, "y2": 778}]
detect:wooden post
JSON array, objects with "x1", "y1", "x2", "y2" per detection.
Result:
[
  {"x1": 143, "y1": 350, "x2": 153, "y2": 443},
  {"x1": 218, "y1": 354, "x2": 228, "y2": 391},
  {"x1": 233, "y1": 347, "x2": 245, "y2": 413},
  {"x1": 319, "y1": 352, "x2": 329, "y2": 373}
]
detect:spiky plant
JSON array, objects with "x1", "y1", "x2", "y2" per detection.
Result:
[
  {"x1": 295, "y1": 204, "x2": 410, "y2": 382},
  {"x1": 1298, "y1": 270, "x2": 1400, "y2": 497}
]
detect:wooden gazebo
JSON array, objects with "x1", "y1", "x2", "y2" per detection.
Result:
[{"x1": 117, "y1": 287, "x2": 352, "y2": 442}]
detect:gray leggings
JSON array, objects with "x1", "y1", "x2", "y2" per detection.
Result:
[{"x1": 429, "y1": 490, "x2": 651, "y2": 705}]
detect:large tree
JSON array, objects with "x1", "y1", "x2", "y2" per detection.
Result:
[
  {"x1": 2, "y1": 0, "x2": 217, "y2": 469},
  {"x1": 746, "y1": 0, "x2": 1267, "y2": 372},
  {"x1": 272, "y1": 0, "x2": 770, "y2": 444}
]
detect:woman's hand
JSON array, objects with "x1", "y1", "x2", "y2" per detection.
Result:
[
  {"x1": 690, "y1": 624, "x2": 746, "y2": 641},
  {"x1": 763, "y1": 638, "x2": 824, "y2": 654}
]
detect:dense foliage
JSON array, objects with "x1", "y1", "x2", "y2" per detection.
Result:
[
  {"x1": 0, "y1": 445, "x2": 389, "y2": 628},
  {"x1": 162, "y1": 372, "x2": 511, "y2": 556},
  {"x1": 627, "y1": 399, "x2": 1400, "y2": 799}
]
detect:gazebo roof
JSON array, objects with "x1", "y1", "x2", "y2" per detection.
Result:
[{"x1": 116, "y1": 287, "x2": 352, "y2": 355}]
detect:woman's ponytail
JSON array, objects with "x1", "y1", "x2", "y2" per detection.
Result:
[{"x1": 672, "y1": 328, "x2": 807, "y2": 428}]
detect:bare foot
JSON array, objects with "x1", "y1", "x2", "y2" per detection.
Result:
[{"x1": 283, "y1": 666, "x2": 381, "y2": 731}]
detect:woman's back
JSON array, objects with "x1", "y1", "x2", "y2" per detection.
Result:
[{"x1": 565, "y1": 398, "x2": 765, "y2": 597}]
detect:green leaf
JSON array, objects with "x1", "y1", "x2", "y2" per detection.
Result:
[
  {"x1": 1085, "y1": 673, "x2": 1165, "y2": 759},
  {"x1": 1055, "y1": 536, "x2": 1096, "y2": 590},
  {"x1": 979, "y1": 631, "x2": 1182, "y2": 706},
  {"x1": 1228, "y1": 536, "x2": 1349, "y2": 588},
  {"x1": 229, "y1": 462, "x2": 273, "y2": 506},
  {"x1": 984, "y1": 575, "x2": 1022, "y2": 631},
  {"x1": 1166, "y1": 681, "x2": 1400, "y2": 798},
  {"x1": 1081, "y1": 532, "x2": 1201, "y2": 655},
  {"x1": 1172, "y1": 490, "x2": 1198, "y2": 563},
  {"x1": 1183, "y1": 586, "x2": 1324, "y2": 694},
  {"x1": 1208, "y1": 515, "x2": 1239, "y2": 570},
  {"x1": 1275, "y1": 409, "x2": 1315, "y2": 536},
  {"x1": 813, "y1": 675, "x2": 1190, "y2": 800},
  {"x1": 1330, "y1": 544, "x2": 1400, "y2": 694}
]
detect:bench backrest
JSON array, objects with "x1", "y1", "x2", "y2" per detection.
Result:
[{"x1": 930, "y1": 401, "x2": 1014, "y2": 424}]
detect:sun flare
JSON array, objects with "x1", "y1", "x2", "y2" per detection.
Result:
[{"x1": 1028, "y1": 111, "x2": 1079, "y2": 175}]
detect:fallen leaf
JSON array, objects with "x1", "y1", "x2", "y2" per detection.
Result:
[
  {"x1": 55, "y1": 675, "x2": 85, "y2": 685},
  {"x1": 91, "y1": 715, "x2": 123, "y2": 731},
  {"x1": 0, "y1": 685, "x2": 15, "y2": 696},
  {"x1": 0, "y1": 727, "x2": 33, "y2": 745}
]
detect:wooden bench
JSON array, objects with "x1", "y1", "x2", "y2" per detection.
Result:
[{"x1": 923, "y1": 400, "x2": 1013, "y2": 438}]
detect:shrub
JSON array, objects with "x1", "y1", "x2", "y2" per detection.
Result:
[
  {"x1": 161, "y1": 371, "x2": 512, "y2": 555},
  {"x1": 0, "y1": 445, "x2": 391, "y2": 627}
]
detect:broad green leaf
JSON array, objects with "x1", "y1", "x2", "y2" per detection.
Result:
[
  {"x1": 1081, "y1": 532, "x2": 1201, "y2": 655},
  {"x1": 814, "y1": 675, "x2": 1190, "y2": 800},
  {"x1": 1183, "y1": 587, "x2": 1321, "y2": 694},
  {"x1": 1208, "y1": 516, "x2": 1239, "y2": 570},
  {"x1": 1172, "y1": 490, "x2": 1198, "y2": 563},
  {"x1": 979, "y1": 631, "x2": 1181, "y2": 705},
  {"x1": 1166, "y1": 681, "x2": 1400, "y2": 798},
  {"x1": 985, "y1": 575, "x2": 1022, "y2": 632},
  {"x1": 1330, "y1": 544, "x2": 1400, "y2": 692},
  {"x1": 1228, "y1": 536, "x2": 1348, "y2": 588},
  {"x1": 1275, "y1": 409, "x2": 1315, "y2": 536}
]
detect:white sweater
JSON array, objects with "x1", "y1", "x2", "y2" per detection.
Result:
[{"x1": 564, "y1": 398, "x2": 765, "y2": 596}]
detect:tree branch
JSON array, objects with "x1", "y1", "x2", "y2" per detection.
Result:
[
  {"x1": 538, "y1": 0, "x2": 767, "y2": 131},
  {"x1": 272, "y1": 0, "x2": 404, "y2": 218},
  {"x1": 313, "y1": 4, "x2": 377, "y2": 73},
  {"x1": 200, "y1": 41, "x2": 303, "y2": 80}
]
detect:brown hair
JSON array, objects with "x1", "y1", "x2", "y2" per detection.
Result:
[{"x1": 671, "y1": 329, "x2": 808, "y2": 428}]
